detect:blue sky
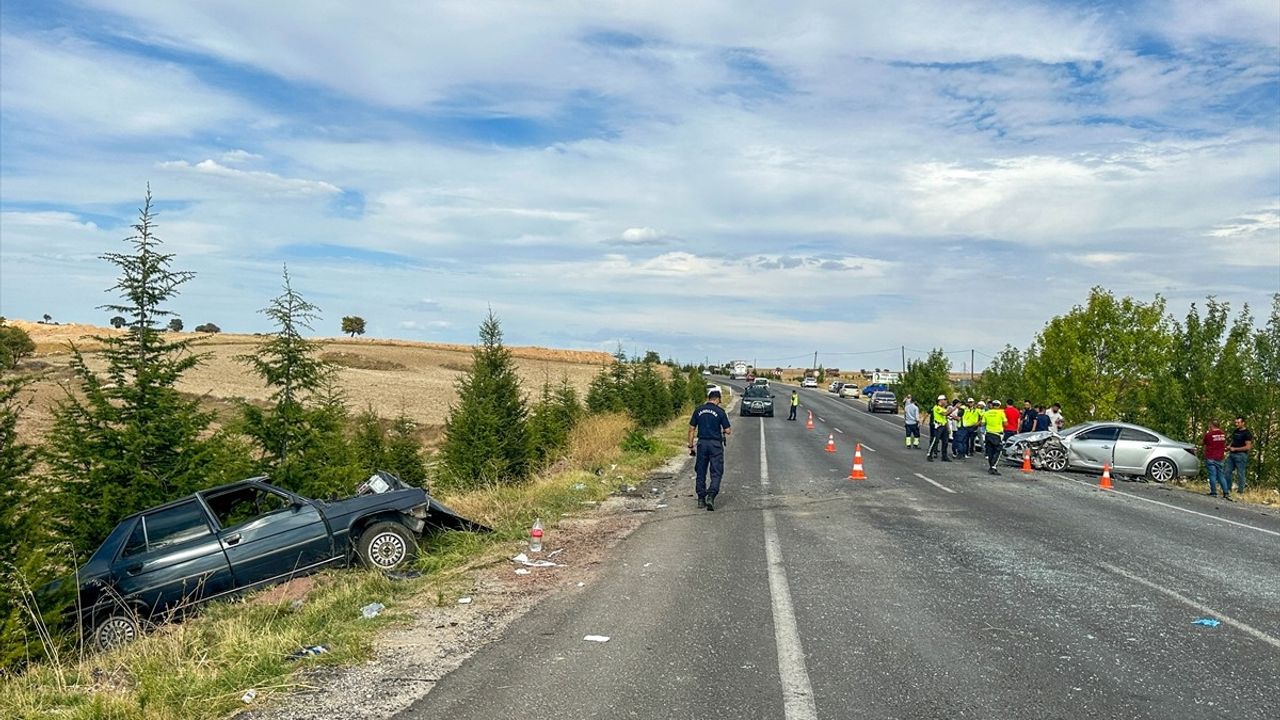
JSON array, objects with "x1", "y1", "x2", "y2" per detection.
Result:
[{"x1": 1, "y1": 0, "x2": 1277, "y2": 370}]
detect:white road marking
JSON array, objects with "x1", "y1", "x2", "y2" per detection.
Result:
[
  {"x1": 1052, "y1": 474, "x2": 1280, "y2": 538},
  {"x1": 834, "y1": 428, "x2": 844, "y2": 434},
  {"x1": 913, "y1": 472, "x2": 957, "y2": 494},
  {"x1": 760, "y1": 419, "x2": 819, "y2": 719},
  {"x1": 860, "y1": 443, "x2": 876, "y2": 453},
  {"x1": 817, "y1": 416, "x2": 826, "y2": 423},
  {"x1": 1099, "y1": 562, "x2": 1280, "y2": 651}
]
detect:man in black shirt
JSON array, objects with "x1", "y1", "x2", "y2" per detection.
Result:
[
  {"x1": 1227, "y1": 416, "x2": 1254, "y2": 494},
  {"x1": 687, "y1": 387, "x2": 732, "y2": 510}
]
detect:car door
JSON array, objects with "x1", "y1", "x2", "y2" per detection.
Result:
[
  {"x1": 1114, "y1": 427, "x2": 1159, "y2": 474},
  {"x1": 109, "y1": 500, "x2": 235, "y2": 617},
  {"x1": 1068, "y1": 425, "x2": 1121, "y2": 470},
  {"x1": 201, "y1": 483, "x2": 337, "y2": 589}
]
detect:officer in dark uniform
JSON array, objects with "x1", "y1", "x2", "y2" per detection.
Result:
[{"x1": 687, "y1": 387, "x2": 732, "y2": 511}]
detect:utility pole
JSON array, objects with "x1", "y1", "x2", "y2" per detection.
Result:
[
  {"x1": 970, "y1": 349, "x2": 975, "y2": 384},
  {"x1": 813, "y1": 350, "x2": 818, "y2": 373},
  {"x1": 901, "y1": 345, "x2": 906, "y2": 373}
]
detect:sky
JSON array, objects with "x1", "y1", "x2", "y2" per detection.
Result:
[{"x1": 1, "y1": 1, "x2": 1278, "y2": 371}]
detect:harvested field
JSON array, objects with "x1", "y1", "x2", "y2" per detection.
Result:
[{"x1": 6, "y1": 320, "x2": 613, "y2": 446}]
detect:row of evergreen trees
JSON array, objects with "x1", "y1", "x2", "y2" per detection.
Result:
[{"x1": 0, "y1": 190, "x2": 699, "y2": 669}]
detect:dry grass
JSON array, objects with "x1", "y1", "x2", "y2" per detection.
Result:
[
  {"x1": 568, "y1": 412, "x2": 634, "y2": 472},
  {"x1": 6, "y1": 319, "x2": 612, "y2": 445},
  {"x1": 1173, "y1": 478, "x2": 1280, "y2": 507}
]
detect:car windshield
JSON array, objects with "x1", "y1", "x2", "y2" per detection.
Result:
[{"x1": 745, "y1": 386, "x2": 770, "y2": 398}]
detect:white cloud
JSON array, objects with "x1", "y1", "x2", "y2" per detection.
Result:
[{"x1": 156, "y1": 159, "x2": 342, "y2": 197}]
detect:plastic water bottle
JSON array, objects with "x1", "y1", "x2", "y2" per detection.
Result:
[{"x1": 529, "y1": 518, "x2": 544, "y2": 553}]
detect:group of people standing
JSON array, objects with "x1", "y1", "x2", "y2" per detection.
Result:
[
  {"x1": 1202, "y1": 417, "x2": 1253, "y2": 501},
  {"x1": 902, "y1": 395, "x2": 1064, "y2": 475}
]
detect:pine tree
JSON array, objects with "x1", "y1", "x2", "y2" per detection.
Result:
[
  {"x1": 238, "y1": 268, "x2": 349, "y2": 496},
  {"x1": 586, "y1": 366, "x2": 624, "y2": 413},
  {"x1": 626, "y1": 361, "x2": 672, "y2": 429},
  {"x1": 440, "y1": 311, "x2": 531, "y2": 489},
  {"x1": 384, "y1": 413, "x2": 427, "y2": 487},
  {"x1": 44, "y1": 189, "x2": 244, "y2": 556}
]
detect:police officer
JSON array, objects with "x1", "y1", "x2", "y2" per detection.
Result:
[
  {"x1": 788, "y1": 390, "x2": 800, "y2": 421},
  {"x1": 983, "y1": 400, "x2": 1007, "y2": 474},
  {"x1": 687, "y1": 387, "x2": 732, "y2": 510}
]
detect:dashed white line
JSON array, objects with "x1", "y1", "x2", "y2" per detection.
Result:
[
  {"x1": 1052, "y1": 474, "x2": 1280, "y2": 538},
  {"x1": 1099, "y1": 562, "x2": 1280, "y2": 651},
  {"x1": 860, "y1": 443, "x2": 876, "y2": 453},
  {"x1": 759, "y1": 419, "x2": 819, "y2": 719},
  {"x1": 913, "y1": 472, "x2": 957, "y2": 494},
  {"x1": 817, "y1": 416, "x2": 826, "y2": 423},
  {"x1": 834, "y1": 428, "x2": 844, "y2": 434}
]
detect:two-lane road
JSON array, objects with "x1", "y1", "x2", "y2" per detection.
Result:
[{"x1": 398, "y1": 380, "x2": 1280, "y2": 719}]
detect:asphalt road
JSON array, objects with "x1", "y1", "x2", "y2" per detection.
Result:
[{"x1": 397, "y1": 380, "x2": 1280, "y2": 720}]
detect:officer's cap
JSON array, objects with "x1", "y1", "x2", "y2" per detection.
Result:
[{"x1": 707, "y1": 388, "x2": 721, "y2": 398}]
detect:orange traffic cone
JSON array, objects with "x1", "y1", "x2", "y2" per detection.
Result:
[
  {"x1": 825, "y1": 433, "x2": 837, "y2": 453},
  {"x1": 805, "y1": 411, "x2": 815, "y2": 430},
  {"x1": 1099, "y1": 463, "x2": 1113, "y2": 490},
  {"x1": 1021, "y1": 448, "x2": 1033, "y2": 473},
  {"x1": 849, "y1": 444, "x2": 867, "y2": 480}
]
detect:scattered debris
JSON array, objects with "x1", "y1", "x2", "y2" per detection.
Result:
[
  {"x1": 577, "y1": 582, "x2": 585, "y2": 587},
  {"x1": 655, "y1": 504, "x2": 668, "y2": 508},
  {"x1": 1192, "y1": 618, "x2": 1222, "y2": 627},
  {"x1": 643, "y1": 563, "x2": 652, "y2": 568},
  {"x1": 384, "y1": 569, "x2": 423, "y2": 581},
  {"x1": 511, "y1": 552, "x2": 559, "y2": 568},
  {"x1": 457, "y1": 597, "x2": 472, "y2": 605},
  {"x1": 360, "y1": 602, "x2": 385, "y2": 619},
  {"x1": 572, "y1": 483, "x2": 587, "y2": 491},
  {"x1": 514, "y1": 568, "x2": 531, "y2": 575},
  {"x1": 582, "y1": 635, "x2": 611, "y2": 643},
  {"x1": 285, "y1": 645, "x2": 330, "y2": 661},
  {"x1": 241, "y1": 689, "x2": 258, "y2": 704},
  {"x1": 547, "y1": 548, "x2": 564, "y2": 558},
  {"x1": 289, "y1": 599, "x2": 304, "y2": 612}
]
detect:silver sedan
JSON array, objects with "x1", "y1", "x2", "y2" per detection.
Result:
[{"x1": 1002, "y1": 421, "x2": 1200, "y2": 482}]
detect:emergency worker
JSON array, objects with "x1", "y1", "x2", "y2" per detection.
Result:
[
  {"x1": 927, "y1": 395, "x2": 951, "y2": 462},
  {"x1": 960, "y1": 399, "x2": 981, "y2": 458},
  {"x1": 983, "y1": 400, "x2": 1007, "y2": 474},
  {"x1": 789, "y1": 390, "x2": 800, "y2": 421},
  {"x1": 687, "y1": 388, "x2": 732, "y2": 510}
]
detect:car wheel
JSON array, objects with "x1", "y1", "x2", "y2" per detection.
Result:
[
  {"x1": 1146, "y1": 457, "x2": 1177, "y2": 484},
  {"x1": 93, "y1": 611, "x2": 143, "y2": 652},
  {"x1": 357, "y1": 521, "x2": 419, "y2": 570},
  {"x1": 1043, "y1": 447, "x2": 1068, "y2": 472}
]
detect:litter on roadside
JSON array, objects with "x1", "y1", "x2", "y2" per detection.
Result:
[
  {"x1": 241, "y1": 689, "x2": 257, "y2": 704},
  {"x1": 655, "y1": 504, "x2": 668, "y2": 508},
  {"x1": 515, "y1": 568, "x2": 532, "y2": 575},
  {"x1": 547, "y1": 548, "x2": 564, "y2": 558},
  {"x1": 572, "y1": 483, "x2": 587, "y2": 490},
  {"x1": 360, "y1": 602, "x2": 385, "y2": 619},
  {"x1": 458, "y1": 597, "x2": 472, "y2": 605},
  {"x1": 512, "y1": 552, "x2": 559, "y2": 568},
  {"x1": 285, "y1": 645, "x2": 330, "y2": 661},
  {"x1": 576, "y1": 582, "x2": 585, "y2": 587},
  {"x1": 384, "y1": 569, "x2": 423, "y2": 581},
  {"x1": 1192, "y1": 618, "x2": 1222, "y2": 627},
  {"x1": 583, "y1": 635, "x2": 611, "y2": 643},
  {"x1": 288, "y1": 599, "x2": 304, "y2": 612}
]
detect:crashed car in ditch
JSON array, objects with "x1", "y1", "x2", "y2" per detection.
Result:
[{"x1": 59, "y1": 471, "x2": 487, "y2": 651}]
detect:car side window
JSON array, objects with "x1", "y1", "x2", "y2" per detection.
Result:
[
  {"x1": 204, "y1": 485, "x2": 292, "y2": 529},
  {"x1": 1119, "y1": 428, "x2": 1158, "y2": 442},
  {"x1": 139, "y1": 501, "x2": 212, "y2": 553},
  {"x1": 121, "y1": 520, "x2": 146, "y2": 558},
  {"x1": 1077, "y1": 426, "x2": 1120, "y2": 442}
]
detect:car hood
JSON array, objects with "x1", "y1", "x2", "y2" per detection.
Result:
[{"x1": 1004, "y1": 431, "x2": 1055, "y2": 444}]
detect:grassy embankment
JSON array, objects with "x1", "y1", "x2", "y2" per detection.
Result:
[{"x1": 2, "y1": 412, "x2": 691, "y2": 720}]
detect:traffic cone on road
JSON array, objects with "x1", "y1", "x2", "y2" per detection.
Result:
[
  {"x1": 1021, "y1": 448, "x2": 1033, "y2": 473},
  {"x1": 849, "y1": 444, "x2": 867, "y2": 480},
  {"x1": 1099, "y1": 463, "x2": 1114, "y2": 490},
  {"x1": 825, "y1": 433, "x2": 837, "y2": 453},
  {"x1": 805, "y1": 411, "x2": 815, "y2": 430}
]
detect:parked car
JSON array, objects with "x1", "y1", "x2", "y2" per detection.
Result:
[
  {"x1": 839, "y1": 385, "x2": 859, "y2": 398},
  {"x1": 862, "y1": 383, "x2": 889, "y2": 397},
  {"x1": 801, "y1": 377, "x2": 818, "y2": 388},
  {"x1": 867, "y1": 391, "x2": 897, "y2": 413},
  {"x1": 828, "y1": 381, "x2": 846, "y2": 394},
  {"x1": 57, "y1": 473, "x2": 487, "y2": 651},
  {"x1": 1002, "y1": 422, "x2": 1199, "y2": 482},
  {"x1": 740, "y1": 384, "x2": 775, "y2": 417}
]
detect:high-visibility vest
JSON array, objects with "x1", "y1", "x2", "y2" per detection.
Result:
[
  {"x1": 932, "y1": 405, "x2": 947, "y2": 427},
  {"x1": 984, "y1": 409, "x2": 1005, "y2": 434},
  {"x1": 962, "y1": 408, "x2": 980, "y2": 427}
]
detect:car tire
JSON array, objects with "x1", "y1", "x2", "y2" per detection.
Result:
[
  {"x1": 1043, "y1": 447, "x2": 1068, "y2": 472},
  {"x1": 357, "y1": 521, "x2": 419, "y2": 570},
  {"x1": 93, "y1": 609, "x2": 143, "y2": 652},
  {"x1": 1146, "y1": 457, "x2": 1177, "y2": 484}
]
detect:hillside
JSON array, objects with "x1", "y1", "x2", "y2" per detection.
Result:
[{"x1": 6, "y1": 320, "x2": 614, "y2": 447}]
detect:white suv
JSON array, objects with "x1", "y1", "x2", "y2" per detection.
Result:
[{"x1": 801, "y1": 377, "x2": 818, "y2": 388}]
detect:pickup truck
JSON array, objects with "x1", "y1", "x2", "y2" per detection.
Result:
[{"x1": 59, "y1": 472, "x2": 487, "y2": 651}]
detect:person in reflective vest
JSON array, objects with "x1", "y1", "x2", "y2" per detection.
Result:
[
  {"x1": 983, "y1": 400, "x2": 1007, "y2": 475},
  {"x1": 927, "y1": 395, "x2": 950, "y2": 462}
]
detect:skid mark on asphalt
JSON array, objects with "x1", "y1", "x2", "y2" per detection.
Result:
[
  {"x1": 759, "y1": 419, "x2": 820, "y2": 719},
  {"x1": 1052, "y1": 474, "x2": 1280, "y2": 538},
  {"x1": 913, "y1": 472, "x2": 957, "y2": 494},
  {"x1": 1099, "y1": 562, "x2": 1280, "y2": 651}
]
